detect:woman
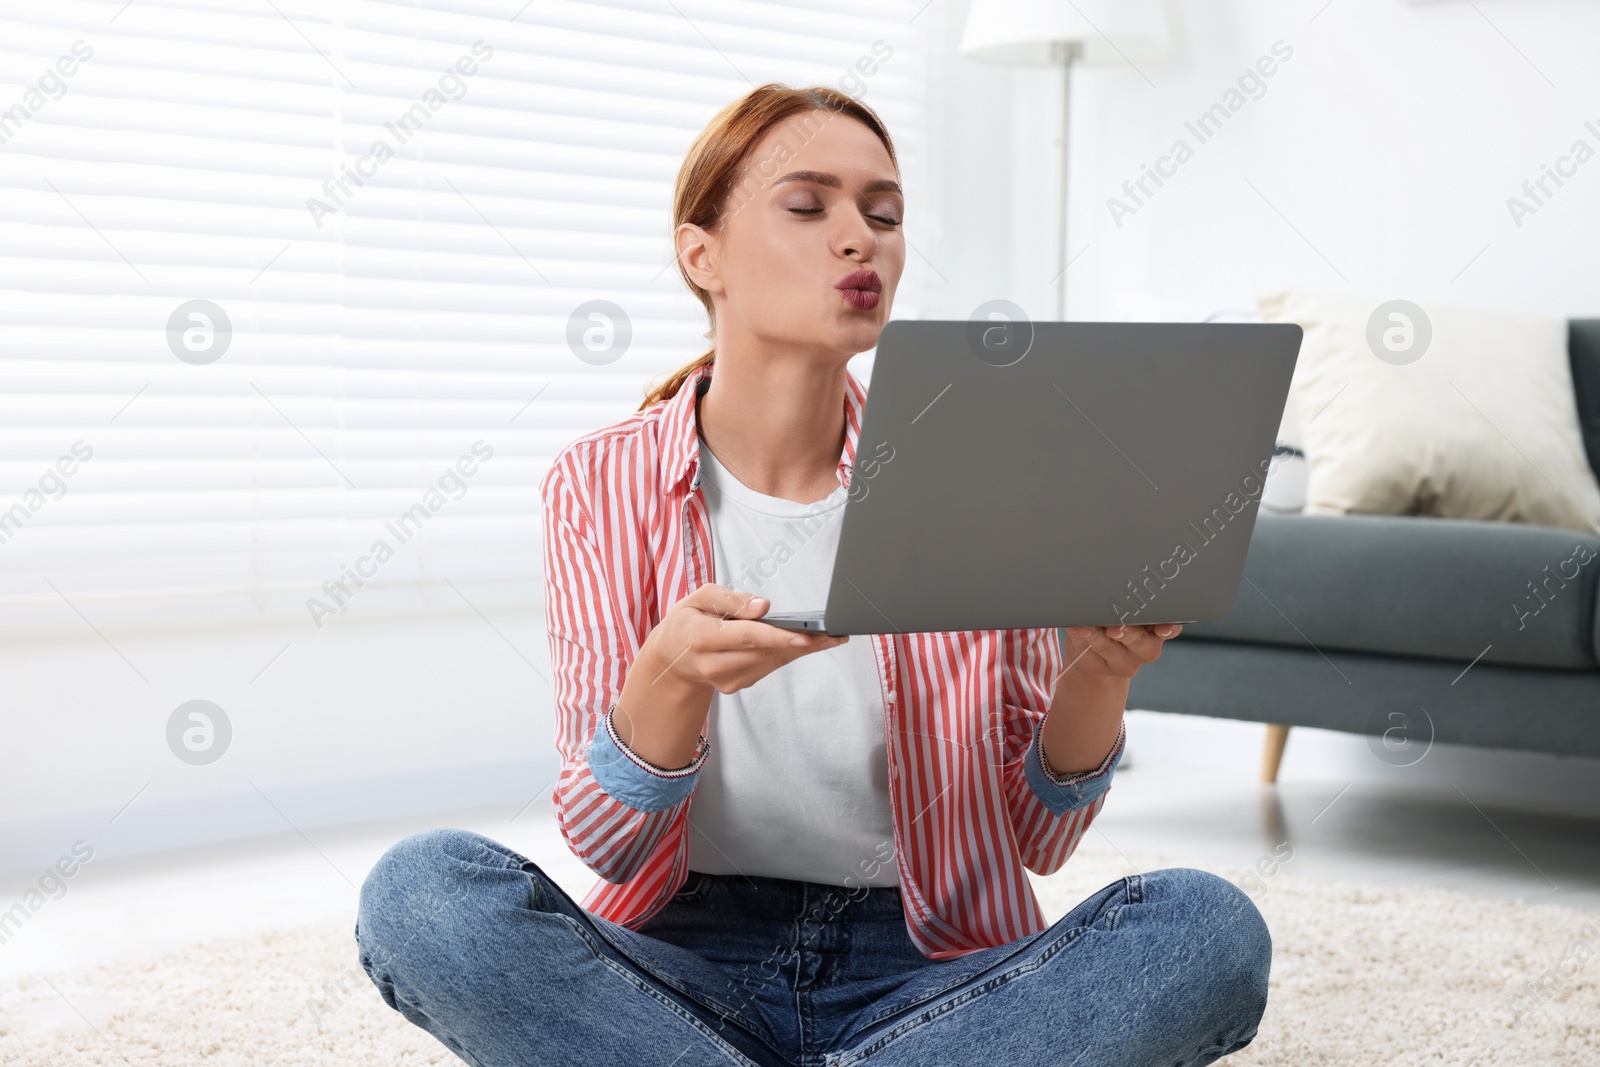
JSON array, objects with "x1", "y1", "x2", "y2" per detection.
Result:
[{"x1": 357, "y1": 84, "x2": 1271, "y2": 1067}]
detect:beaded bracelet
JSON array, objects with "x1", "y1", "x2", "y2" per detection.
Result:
[
  {"x1": 605, "y1": 702, "x2": 710, "y2": 777},
  {"x1": 1038, "y1": 718, "x2": 1125, "y2": 787}
]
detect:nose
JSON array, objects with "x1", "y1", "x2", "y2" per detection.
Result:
[{"x1": 836, "y1": 208, "x2": 879, "y2": 262}]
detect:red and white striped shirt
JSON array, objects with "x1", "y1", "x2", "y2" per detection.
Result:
[{"x1": 540, "y1": 360, "x2": 1121, "y2": 959}]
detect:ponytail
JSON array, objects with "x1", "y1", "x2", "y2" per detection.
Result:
[{"x1": 638, "y1": 350, "x2": 714, "y2": 411}]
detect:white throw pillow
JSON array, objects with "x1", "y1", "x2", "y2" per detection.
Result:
[
  {"x1": 1256, "y1": 290, "x2": 1600, "y2": 534},
  {"x1": 1205, "y1": 308, "x2": 1308, "y2": 513}
]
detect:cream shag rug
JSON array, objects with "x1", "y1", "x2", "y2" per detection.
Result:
[{"x1": 1, "y1": 844, "x2": 1595, "y2": 1066}]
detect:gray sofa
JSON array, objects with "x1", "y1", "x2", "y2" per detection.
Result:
[{"x1": 1125, "y1": 318, "x2": 1600, "y2": 777}]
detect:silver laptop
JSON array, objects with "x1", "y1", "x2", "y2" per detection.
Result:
[{"x1": 760, "y1": 318, "x2": 1302, "y2": 636}]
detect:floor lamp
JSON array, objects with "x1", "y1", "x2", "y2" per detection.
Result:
[{"x1": 960, "y1": 0, "x2": 1168, "y2": 320}]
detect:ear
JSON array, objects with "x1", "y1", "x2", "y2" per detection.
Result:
[{"x1": 676, "y1": 222, "x2": 724, "y2": 296}]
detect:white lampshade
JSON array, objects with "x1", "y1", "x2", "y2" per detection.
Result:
[{"x1": 960, "y1": 0, "x2": 1170, "y2": 67}]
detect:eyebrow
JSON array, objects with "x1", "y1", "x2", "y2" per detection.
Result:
[{"x1": 771, "y1": 169, "x2": 902, "y2": 195}]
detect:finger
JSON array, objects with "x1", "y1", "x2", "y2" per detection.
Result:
[
  {"x1": 728, "y1": 591, "x2": 771, "y2": 619},
  {"x1": 700, "y1": 636, "x2": 841, "y2": 689},
  {"x1": 1098, "y1": 621, "x2": 1156, "y2": 648},
  {"x1": 694, "y1": 584, "x2": 769, "y2": 622},
  {"x1": 1105, "y1": 624, "x2": 1166, "y2": 661},
  {"x1": 714, "y1": 619, "x2": 845, "y2": 653},
  {"x1": 1066, "y1": 625, "x2": 1133, "y2": 651},
  {"x1": 1061, "y1": 626, "x2": 1102, "y2": 657},
  {"x1": 688, "y1": 582, "x2": 739, "y2": 617},
  {"x1": 1075, "y1": 626, "x2": 1143, "y2": 673},
  {"x1": 1132, "y1": 622, "x2": 1181, "y2": 650},
  {"x1": 719, "y1": 630, "x2": 844, "y2": 668},
  {"x1": 786, "y1": 631, "x2": 850, "y2": 650}
]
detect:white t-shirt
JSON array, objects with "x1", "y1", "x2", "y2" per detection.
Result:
[{"x1": 685, "y1": 435, "x2": 899, "y2": 887}]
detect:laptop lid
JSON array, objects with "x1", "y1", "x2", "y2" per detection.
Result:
[{"x1": 821, "y1": 319, "x2": 1302, "y2": 635}]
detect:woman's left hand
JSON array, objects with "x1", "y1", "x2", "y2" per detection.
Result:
[{"x1": 1061, "y1": 623, "x2": 1182, "y2": 680}]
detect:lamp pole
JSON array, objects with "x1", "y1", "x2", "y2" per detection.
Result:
[{"x1": 1052, "y1": 39, "x2": 1081, "y2": 322}]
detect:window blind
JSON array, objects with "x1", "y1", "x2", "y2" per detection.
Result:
[{"x1": 0, "y1": 0, "x2": 927, "y2": 632}]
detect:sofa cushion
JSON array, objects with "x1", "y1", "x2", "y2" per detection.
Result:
[
  {"x1": 1188, "y1": 513, "x2": 1600, "y2": 670},
  {"x1": 1256, "y1": 292, "x2": 1600, "y2": 534}
]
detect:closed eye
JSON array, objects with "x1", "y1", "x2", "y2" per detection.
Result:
[{"x1": 787, "y1": 206, "x2": 901, "y2": 227}]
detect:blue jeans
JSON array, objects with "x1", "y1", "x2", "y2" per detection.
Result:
[{"x1": 356, "y1": 828, "x2": 1270, "y2": 1066}]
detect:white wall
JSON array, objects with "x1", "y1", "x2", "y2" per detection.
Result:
[
  {"x1": 3, "y1": 607, "x2": 557, "y2": 877},
  {"x1": 920, "y1": 0, "x2": 1600, "y2": 322},
  {"x1": 1088, "y1": 0, "x2": 1594, "y2": 321}
]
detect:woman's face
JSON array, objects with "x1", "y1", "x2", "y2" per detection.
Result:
[{"x1": 679, "y1": 110, "x2": 905, "y2": 358}]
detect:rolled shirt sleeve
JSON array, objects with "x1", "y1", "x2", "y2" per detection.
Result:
[
  {"x1": 1023, "y1": 717, "x2": 1126, "y2": 817},
  {"x1": 586, "y1": 704, "x2": 710, "y2": 813}
]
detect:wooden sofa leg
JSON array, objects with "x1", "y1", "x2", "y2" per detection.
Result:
[{"x1": 1261, "y1": 724, "x2": 1290, "y2": 783}]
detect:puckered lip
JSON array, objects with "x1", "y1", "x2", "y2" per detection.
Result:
[{"x1": 834, "y1": 268, "x2": 882, "y2": 293}]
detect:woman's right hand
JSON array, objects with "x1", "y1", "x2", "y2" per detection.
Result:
[
  {"x1": 644, "y1": 583, "x2": 847, "y2": 696},
  {"x1": 611, "y1": 584, "x2": 847, "y2": 769}
]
